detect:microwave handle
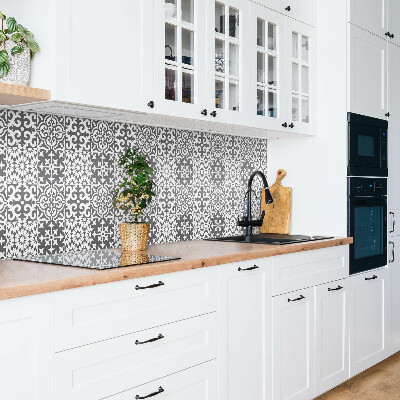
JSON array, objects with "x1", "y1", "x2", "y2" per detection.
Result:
[{"x1": 390, "y1": 212, "x2": 396, "y2": 234}]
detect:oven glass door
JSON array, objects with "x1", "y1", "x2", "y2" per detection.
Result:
[
  {"x1": 349, "y1": 197, "x2": 387, "y2": 274},
  {"x1": 349, "y1": 123, "x2": 382, "y2": 169}
]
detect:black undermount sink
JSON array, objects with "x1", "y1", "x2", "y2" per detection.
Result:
[{"x1": 207, "y1": 234, "x2": 333, "y2": 245}]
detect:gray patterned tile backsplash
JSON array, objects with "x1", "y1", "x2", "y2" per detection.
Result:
[{"x1": 0, "y1": 109, "x2": 268, "y2": 260}]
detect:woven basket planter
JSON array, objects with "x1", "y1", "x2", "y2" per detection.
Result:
[
  {"x1": 119, "y1": 251, "x2": 149, "y2": 266},
  {"x1": 119, "y1": 222, "x2": 150, "y2": 251}
]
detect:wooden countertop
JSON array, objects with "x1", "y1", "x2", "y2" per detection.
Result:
[{"x1": 0, "y1": 238, "x2": 352, "y2": 300}]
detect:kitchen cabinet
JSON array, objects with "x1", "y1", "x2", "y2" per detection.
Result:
[
  {"x1": 387, "y1": 0, "x2": 400, "y2": 47},
  {"x1": 315, "y1": 280, "x2": 350, "y2": 397},
  {"x1": 388, "y1": 237, "x2": 400, "y2": 355},
  {"x1": 388, "y1": 42, "x2": 400, "y2": 236},
  {"x1": 106, "y1": 361, "x2": 218, "y2": 400},
  {"x1": 218, "y1": 259, "x2": 270, "y2": 400},
  {"x1": 253, "y1": 0, "x2": 316, "y2": 27},
  {"x1": 348, "y1": 24, "x2": 387, "y2": 120},
  {"x1": 250, "y1": 3, "x2": 316, "y2": 135},
  {"x1": 0, "y1": 293, "x2": 55, "y2": 400},
  {"x1": 349, "y1": 268, "x2": 389, "y2": 377},
  {"x1": 272, "y1": 287, "x2": 315, "y2": 400}
]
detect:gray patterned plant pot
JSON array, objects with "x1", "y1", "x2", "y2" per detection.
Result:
[{"x1": 0, "y1": 40, "x2": 30, "y2": 86}]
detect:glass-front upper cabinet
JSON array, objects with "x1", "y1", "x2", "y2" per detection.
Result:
[
  {"x1": 286, "y1": 18, "x2": 315, "y2": 135},
  {"x1": 250, "y1": 3, "x2": 286, "y2": 130},
  {"x1": 207, "y1": 0, "x2": 251, "y2": 125},
  {"x1": 154, "y1": 0, "x2": 207, "y2": 118}
]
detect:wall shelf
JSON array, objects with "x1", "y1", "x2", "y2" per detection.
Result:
[{"x1": 0, "y1": 82, "x2": 50, "y2": 106}]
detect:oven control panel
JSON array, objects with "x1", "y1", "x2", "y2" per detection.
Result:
[{"x1": 348, "y1": 177, "x2": 387, "y2": 197}]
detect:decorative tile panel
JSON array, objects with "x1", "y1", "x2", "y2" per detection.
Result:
[{"x1": 0, "y1": 108, "x2": 268, "y2": 260}]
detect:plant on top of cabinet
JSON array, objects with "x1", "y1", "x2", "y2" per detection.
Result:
[
  {"x1": 0, "y1": 10, "x2": 39, "y2": 85},
  {"x1": 113, "y1": 148, "x2": 156, "y2": 251}
]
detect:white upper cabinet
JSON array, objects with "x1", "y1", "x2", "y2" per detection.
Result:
[
  {"x1": 205, "y1": 0, "x2": 251, "y2": 126},
  {"x1": 55, "y1": 0, "x2": 155, "y2": 113},
  {"x1": 388, "y1": 43, "x2": 400, "y2": 236},
  {"x1": 154, "y1": 0, "x2": 208, "y2": 119},
  {"x1": 348, "y1": 24, "x2": 387, "y2": 119},
  {"x1": 387, "y1": 0, "x2": 400, "y2": 46},
  {"x1": 348, "y1": 0, "x2": 387, "y2": 38},
  {"x1": 255, "y1": 0, "x2": 316, "y2": 27}
]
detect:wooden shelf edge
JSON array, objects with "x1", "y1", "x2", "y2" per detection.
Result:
[{"x1": 0, "y1": 82, "x2": 51, "y2": 106}]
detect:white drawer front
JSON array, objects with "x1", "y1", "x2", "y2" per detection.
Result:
[
  {"x1": 108, "y1": 361, "x2": 218, "y2": 400},
  {"x1": 55, "y1": 267, "x2": 218, "y2": 351},
  {"x1": 55, "y1": 313, "x2": 217, "y2": 400},
  {"x1": 272, "y1": 246, "x2": 349, "y2": 295}
]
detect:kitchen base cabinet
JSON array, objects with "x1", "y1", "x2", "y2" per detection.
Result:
[
  {"x1": 315, "y1": 279, "x2": 350, "y2": 397},
  {"x1": 107, "y1": 361, "x2": 218, "y2": 400},
  {"x1": 0, "y1": 293, "x2": 55, "y2": 400},
  {"x1": 350, "y1": 268, "x2": 389, "y2": 377},
  {"x1": 388, "y1": 237, "x2": 400, "y2": 355},
  {"x1": 272, "y1": 287, "x2": 315, "y2": 400},
  {"x1": 218, "y1": 259, "x2": 270, "y2": 400}
]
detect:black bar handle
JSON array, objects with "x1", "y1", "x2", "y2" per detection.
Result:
[
  {"x1": 136, "y1": 386, "x2": 164, "y2": 399},
  {"x1": 135, "y1": 334, "x2": 164, "y2": 345},
  {"x1": 365, "y1": 275, "x2": 378, "y2": 281},
  {"x1": 135, "y1": 281, "x2": 164, "y2": 290},
  {"x1": 328, "y1": 285, "x2": 343, "y2": 292},
  {"x1": 282, "y1": 122, "x2": 288, "y2": 128},
  {"x1": 147, "y1": 101, "x2": 155, "y2": 109},
  {"x1": 285, "y1": 5, "x2": 291, "y2": 11},
  {"x1": 288, "y1": 123, "x2": 294, "y2": 128},
  {"x1": 238, "y1": 265, "x2": 260, "y2": 272},
  {"x1": 288, "y1": 294, "x2": 305, "y2": 302},
  {"x1": 390, "y1": 241, "x2": 395, "y2": 263}
]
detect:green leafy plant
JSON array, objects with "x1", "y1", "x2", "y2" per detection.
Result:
[
  {"x1": 0, "y1": 11, "x2": 39, "y2": 78},
  {"x1": 113, "y1": 148, "x2": 156, "y2": 222}
]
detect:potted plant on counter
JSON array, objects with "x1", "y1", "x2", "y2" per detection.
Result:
[
  {"x1": 114, "y1": 148, "x2": 156, "y2": 251},
  {"x1": 0, "y1": 10, "x2": 39, "y2": 85}
]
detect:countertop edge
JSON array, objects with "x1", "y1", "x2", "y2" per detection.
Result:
[{"x1": 0, "y1": 238, "x2": 353, "y2": 301}]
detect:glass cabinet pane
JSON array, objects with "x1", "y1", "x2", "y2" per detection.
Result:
[
  {"x1": 301, "y1": 35, "x2": 309, "y2": 63},
  {"x1": 182, "y1": 72, "x2": 194, "y2": 103},
  {"x1": 165, "y1": 68, "x2": 177, "y2": 101},
  {"x1": 268, "y1": 91, "x2": 277, "y2": 118},
  {"x1": 302, "y1": 98, "x2": 309, "y2": 123},
  {"x1": 257, "y1": 52, "x2": 265, "y2": 84},
  {"x1": 182, "y1": 0, "x2": 194, "y2": 24},
  {"x1": 268, "y1": 23, "x2": 276, "y2": 51},
  {"x1": 292, "y1": 32, "x2": 298, "y2": 58},
  {"x1": 268, "y1": 55, "x2": 277, "y2": 86},
  {"x1": 215, "y1": 2, "x2": 225, "y2": 34},
  {"x1": 257, "y1": 88, "x2": 265, "y2": 116},
  {"x1": 302, "y1": 66, "x2": 309, "y2": 94},
  {"x1": 229, "y1": 43, "x2": 239, "y2": 76},
  {"x1": 229, "y1": 7, "x2": 239, "y2": 39},
  {"x1": 257, "y1": 19, "x2": 265, "y2": 47},
  {"x1": 216, "y1": 80, "x2": 225, "y2": 108},
  {"x1": 165, "y1": 24, "x2": 177, "y2": 62},
  {"x1": 229, "y1": 81, "x2": 239, "y2": 111},
  {"x1": 292, "y1": 63, "x2": 299, "y2": 91},
  {"x1": 165, "y1": 0, "x2": 177, "y2": 19},
  {"x1": 182, "y1": 29, "x2": 194, "y2": 65},
  {"x1": 215, "y1": 39, "x2": 225, "y2": 73},
  {"x1": 292, "y1": 96, "x2": 299, "y2": 121}
]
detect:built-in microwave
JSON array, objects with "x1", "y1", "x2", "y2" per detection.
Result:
[{"x1": 348, "y1": 113, "x2": 388, "y2": 177}]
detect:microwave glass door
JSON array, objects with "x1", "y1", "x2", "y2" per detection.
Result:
[{"x1": 349, "y1": 123, "x2": 381, "y2": 169}]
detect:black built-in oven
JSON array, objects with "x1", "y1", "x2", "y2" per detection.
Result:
[
  {"x1": 348, "y1": 113, "x2": 388, "y2": 177},
  {"x1": 348, "y1": 177, "x2": 387, "y2": 275}
]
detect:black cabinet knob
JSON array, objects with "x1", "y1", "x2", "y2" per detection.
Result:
[
  {"x1": 210, "y1": 111, "x2": 217, "y2": 117},
  {"x1": 282, "y1": 122, "x2": 288, "y2": 128},
  {"x1": 201, "y1": 109, "x2": 208, "y2": 116},
  {"x1": 385, "y1": 31, "x2": 391, "y2": 37},
  {"x1": 285, "y1": 5, "x2": 291, "y2": 11},
  {"x1": 386, "y1": 112, "x2": 390, "y2": 117},
  {"x1": 147, "y1": 101, "x2": 155, "y2": 109},
  {"x1": 289, "y1": 123, "x2": 294, "y2": 128}
]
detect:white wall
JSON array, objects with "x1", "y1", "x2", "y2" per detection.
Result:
[{"x1": 267, "y1": 1, "x2": 348, "y2": 237}]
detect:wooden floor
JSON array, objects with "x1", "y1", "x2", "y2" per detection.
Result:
[{"x1": 316, "y1": 352, "x2": 400, "y2": 399}]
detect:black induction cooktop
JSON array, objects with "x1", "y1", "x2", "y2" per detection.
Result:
[{"x1": 14, "y1": 250, "x2": 180, "y2": 270}]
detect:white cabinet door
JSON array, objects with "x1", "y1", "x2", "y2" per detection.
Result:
[
  {"x1": 272, "y1": 287, "x2": 315, "y2": 400},
  {"x1": 108, "y1": 361, "x2": 218, "y2": 400},
  {"x1": 348, "y1": 0, "x2": 387, "y2": 39},
  {"x1": 315, "y1": 280, "x2": 350, "y2": 397},
  {"x1": 54, "y1": 0, "x2": 154, "y2": 113},
  {"x1": 154, "y1": 0, "x2": 208, "y2": 119},
  {"x1": 285, "y1": 18, "x2": 316, "y2": 135},
  {"x1": 387, "y1": 0, "x2": 400, "y2": 46},
  {"x1": 218, "y1": 260, "x2": 270, "y2": 400},
  {"x1": 350, "y1": 268, "x2": 388, "y2": 377},
  {"x1": 388, "y1": 42, "x2": 400, "y2": 237},
  {"x1": 388, "y1": 238, "x2": 400, "y2": 355},
  {"x1": 348, "y1": 24, "x2": 387, "y2": 120},
  {"x1": 0, "y1": 293, "x2": 55, "y2": 400},
  {"x1": 260, "y1": 0, "x2": 316, "y2": 27},
  {"x1": 250, "y1": 3, "x2": 287, "y2": 131},
  {"x1": 206, "y1": 0, "x2": 251, "y2": 126}
]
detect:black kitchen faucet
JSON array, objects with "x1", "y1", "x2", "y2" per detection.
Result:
[{"x1": 237, "y1": 171, "x2": 274, "y2": 237}]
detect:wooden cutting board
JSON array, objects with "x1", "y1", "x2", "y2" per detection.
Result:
[{"x1": 260, "y1": 169, "x2": 292, "y2": 234}]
